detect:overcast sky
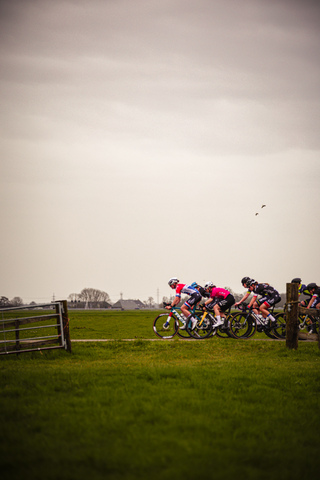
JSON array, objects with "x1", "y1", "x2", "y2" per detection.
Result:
[{"x1": 1, "y1": 0, "x2": 319, "y2": 304}]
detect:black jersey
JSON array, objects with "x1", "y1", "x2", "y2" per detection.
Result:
[{"x1": 253, "y1": 283, "x2": 279, "y2": 298}]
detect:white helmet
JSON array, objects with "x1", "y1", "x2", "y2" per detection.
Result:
[
  {"x1": 204, "y1": 281, "x2": 214, "y2": 290},
  {"x1": 168, "y1": 277, "x2": 179, "y2": 286}
]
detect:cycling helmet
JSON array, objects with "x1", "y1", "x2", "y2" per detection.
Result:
[
  {"x1": 247, "y1": 279, "x2": 257, "y2": 287},
  {"x1": 291, "y1": 278, "x2": 301, "y2": 284},
  {"x1": 204, "y1": 281, "x2": 214, "y2": 290},
  {"x1": 168, "y1": 277, "x2": 179, "y2": 286},
  {"x1": 307, "y1": 283, "x2": 317, "y2": 291},
  {"x1": 241, "y1": 277, "x2": 251, "y2": 286}
]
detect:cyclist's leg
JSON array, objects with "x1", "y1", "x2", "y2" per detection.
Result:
[{"x1": 183, "y1": 292, "x2": 202, "y2": 330}]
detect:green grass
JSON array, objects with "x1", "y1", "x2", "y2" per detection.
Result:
[
  {"x1": 69, "y1": 308, "x2": 157, "y2": 339},
  {"x1": 1, "y1": 310, "x2": 319, "y2": 480}
]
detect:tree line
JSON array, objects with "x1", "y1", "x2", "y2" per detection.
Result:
[{"x1": 0, "y1": 286, "x2": 288, "y2": 309}]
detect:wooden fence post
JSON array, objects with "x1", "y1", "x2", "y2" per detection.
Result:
[
  {"x1": 286, "y1": 282, "x2": 299, "y2": 350},
  {"x1": 59, "y1": 300, "x2": 72, "y2": 353}
]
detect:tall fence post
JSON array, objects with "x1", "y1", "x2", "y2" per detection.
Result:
[
  {"x1": 62, "y1": 300, "x2": 71, "y2": 353},
  {"x1": 286, "y1": 282, "x2": 299, "y2": 350},
  {"x1": 57, "y1": 300, "x2": 72, "y2": 352},
  {"x1": 61, "y1": 300, "x2": 72, "y2": 353}
]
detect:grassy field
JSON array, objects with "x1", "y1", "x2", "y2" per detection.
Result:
[{"x1": 1, "y1": 309, "x2": 319, "y2": 480}]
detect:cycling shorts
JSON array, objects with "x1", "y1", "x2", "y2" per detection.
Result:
[
  {"x1": 218, "y1": 294, "x2": 235, "y2": 312},
  {"x1": 206, "y1": 294, "x2": 235, "y2": 312},
  {"x1": 257, "y1": 294, "x2": 281, "y2": 308},
  {"x1": 184, "y1": 291, "x2": 202, "y2": 309}
]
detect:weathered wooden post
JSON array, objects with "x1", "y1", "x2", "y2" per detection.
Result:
[
  {"x1": 286, "y1": 282, "x2": 299, "y2": 350},
  {"x1": 57, "y1": 300, "x2": 72, "y2": 352},
  {"x1": 62, "y1": 300, "x2": 72, "y2": 353}
]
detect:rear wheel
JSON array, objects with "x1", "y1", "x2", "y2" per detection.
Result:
[
  {"x1": 216, "y1": 315, "x2": 236, "y2": 338},
  {"x1": 153, "y1": 313, "x2": 178, "y2": 339},
  {"x1": 176, "y1": 318, "x2": 192, "y2": 339},
  {"x1": 186, "y1": 313, "x2": 213, "y2": 339}
]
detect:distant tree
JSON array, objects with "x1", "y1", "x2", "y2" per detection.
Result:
[
  {"x1": 224, "y1": 287, "x2": 247, "y2": 304},
  {"x1": 146, "y1": 297, "x2": 155, "y2": 307},
  {"x1": 68, "y1": 293, "x2": 81, "y2": 303},
  {"x1": 10, "y1": 297, "x2": 23, "y2": 307},
  {"x1": 79, "y1": 288, "x2": 110, "y2": 306},
  {"x1": 162, "y1": 295, "x2": 175, "y2": 306},
  {"x1": 0, "y1": 296, "x2": 9, "y2": 307}
]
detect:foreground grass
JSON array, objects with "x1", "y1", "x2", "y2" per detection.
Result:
[{"x1": 1, "y1": 339, "x2": 319, "y2": 480}]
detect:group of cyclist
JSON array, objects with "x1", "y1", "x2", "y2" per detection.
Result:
[{"x1": 166, "y1": 276, "x2": 319, "y2": 332}]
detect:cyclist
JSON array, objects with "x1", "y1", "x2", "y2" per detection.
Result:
[
  {"x1": 235, "y1": 277, "x2": 255, "y2": 308},
  {"x1": 166, "y1": 278, "x2": 203, "y2": 329},
  {"x1": 306, "y1": 283, "x2": 320, "y2": 310},
  {"x1": 236, "y1": 278, "x2": 281, "y2": 325},
  {"x1": 203, "y1": 282, "x2": 235, "y2": 327},
  {"x1": 291, "y1": 278, "x2": 313, "y2": 307}
]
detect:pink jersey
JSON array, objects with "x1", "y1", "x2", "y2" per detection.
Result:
[{"x1": 210, "y1": 287, "x2": 230, "y2": 300}]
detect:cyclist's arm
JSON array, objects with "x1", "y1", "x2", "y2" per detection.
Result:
[
  {"x1": 235, "y1": 292, "x2": 250, "y2": 306},
  {"x1": 165, "y1": 295, "x2": 180, "y2": 309},
  {"x1": 248, "y1": 294, "x2": 258, "y2": 309}
]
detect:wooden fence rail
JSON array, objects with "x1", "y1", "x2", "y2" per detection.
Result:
[{"x1": 0, "y1": 301, "x2": 71, "y2": 355}]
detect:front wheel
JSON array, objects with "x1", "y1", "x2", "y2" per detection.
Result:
[
  {"x1": 272, "y1": 313, "x2": 286, "y2": 339},
  {"x1": 229, "y1": 313, "x2": 256, "y2": 339},
  {"x1": 153, "y1": 313, "x2": 178, "y2": 339}
]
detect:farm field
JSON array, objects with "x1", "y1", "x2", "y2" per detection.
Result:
[{"x1": 1, "y1": 309, "x2": 319, "y2": 480}]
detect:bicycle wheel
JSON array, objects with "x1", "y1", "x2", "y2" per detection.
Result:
[
  {"x1": 153, "y1": 313, "x2": 178, "y2": 339},
  {"x1": 186, "y1": 313, "x2": 213, "y2": 339},
  {"x1": 216, "y1": 315, "x2": 235, "y2": 338},
  {"x1": 229, "y1": 313, "x2": 256, "y2": 339},
  {"x1": 176, "y1": 318, "x2": 192, "y2": 339},
  {"x1": 263, "y1": 327, "x2": 278, "y2": 340},
  {"x1": 272, "y1": 312, "x2": 286, "y2": 339},
  {"x1": 298, "y1": 314, "x2": 318, "y2": 335}
]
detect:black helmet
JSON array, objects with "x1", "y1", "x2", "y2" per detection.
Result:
[
  {"x1": 247, "y1": 279, "x2": 256, "y2": 287},
  {"x1": 291, "y1": 278, "x2": 301, "y2": 284},
  {"x1": 241, "y1": 277, "x2": 251, "y2": 286},
  {"x1": 307, "y1": 283, "x2": 317, "y2": 291}
]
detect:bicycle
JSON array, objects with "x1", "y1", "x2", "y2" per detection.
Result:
[
  {"x1": 153, "y1": 304, "x2": 213, "y2": 340},
  {"x1": 274, "y1": 308, "x2": 319, "y2": 340},
  {"x1": 199, "y1": 305, "x2": 235, "y2": 339},
  {"x1": 229, "y1": 303, "x2": 281, "y2": 339},
  {"x1": 298, "y1": 310, "x2": 319, "y2": 335}
]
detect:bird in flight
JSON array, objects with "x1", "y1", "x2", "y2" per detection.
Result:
[{"x1": 261, "y1": 204, "x2": 266, "y2": 208}]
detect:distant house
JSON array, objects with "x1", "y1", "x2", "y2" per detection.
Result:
[{"x1": 112, "y1": 299, "x2": 144, "y2": 310}]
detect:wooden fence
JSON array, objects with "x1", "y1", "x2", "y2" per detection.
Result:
[
  {"x1": 285, "y1": 283, "x2": 320, "y2": 350},
  {"x1": 0, "y1": 300, "x2": 71, "y2": 355}
]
